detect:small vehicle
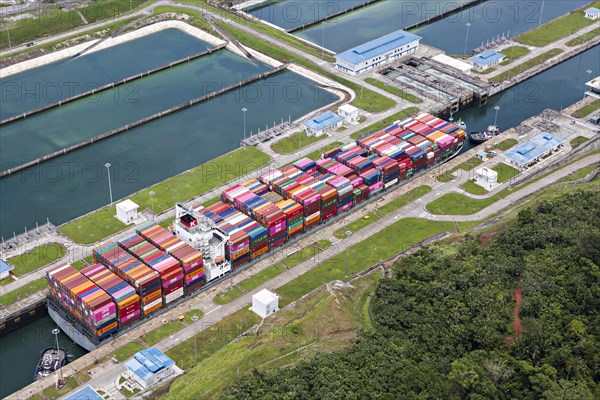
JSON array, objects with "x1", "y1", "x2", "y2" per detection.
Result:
[{"x1": 26, "y1": 42, "x2": 36, "y2": 47}]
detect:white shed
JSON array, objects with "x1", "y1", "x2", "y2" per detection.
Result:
[
  {"x1": 432, "y1": 54, "x2": 473, "y2": 75},
  {"x1": 338, "y1": 104, "x2": 360, "y2": 123},
  {"x1": 116, "y1": 199, "x2": 139, "y2": 225},
  {"x1": 474, "y1": 167, "x2": 498, "y2": 191},
  {"x1": 251, "y1": 289, "x2": 279, "y2": 318}
]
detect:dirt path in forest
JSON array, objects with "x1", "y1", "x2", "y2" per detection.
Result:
[{"x1": 505, "y1": 287, "x2": 523, "y2": 347}]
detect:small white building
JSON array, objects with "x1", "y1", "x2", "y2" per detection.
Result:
[
  {"x1": 584, "y1": 7, "x2": 600, "y2": 19},
  {"x1": 302, "y1": 111, "x2": 344, "y2": 137},
  {"x1": 116, "y1": 199, "x2": 139, "y2": 225},
  {"x1": 251, "y1": 289, "x2": 279, "y2": 318},
  {"x1": 474, "y1": 167, "x2": 498, "y2": 191},
  {"x1": 125, "y1": 348, "x2": 176, "y2": 390},
  {"x1": 335, "y1": 29, "x2": 422, "y2": 75},
  {"x1": 584, "y1": 76, "x2": 600, "y2": 99},
  {"x1": 0, "y1": 259, "x2": 14, "y2": 280},
  {"x1": 432, "y1": 54, "x2": 473, "y2": 75},
  {"x1": 470, "y1": 50, "x2": 505, "y2": 71},
  {"x1": 338, "y1": 104, "x2": 360, "y2": 123}
]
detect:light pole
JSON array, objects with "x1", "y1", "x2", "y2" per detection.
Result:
[
  {"x1": 538, "y1": 0, "x2": 545, "y2": 28},
  {"x1": 191, "y1": 315, "x2": 199, "y2": 366},
  {"x1": 464, "y1": 23, "x2": 472, "y2": 56},
  {"x1": 241, "y1": 108, "x2": 248, "y2": 140},
  {"x1": 322, "y1": 22, "x2": 325, "y2": 58},
  {"x1": 6, "y1": 26, "x2": 11, "y2": 50},
  {"x1": 104, "y1": 163, "x2": 113, "y2": 205},
  {"x1": 493, "y1": 105, "x2": 500, "y2": 127},
  {"x1": 52, "y1": 328, "x2": 64, "y2": 386},
  {"x1": 584, "y1": 69, "x2": 592, "y2": 99},
  {"x1": 149, "y1": 191, "x2": 155, "y2": 219}
]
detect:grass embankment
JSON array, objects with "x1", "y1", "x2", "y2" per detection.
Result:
[
  {"x1": 350, "y1": 107, "x2": 419, "y2": 139},
  {"x1": 498, "y1": 46, "x2": 530, "y2": 65},
  {"x1": 0, "y1": 0, "x2": 148, "y2": 50},
  {"x1": 277, "y1": 218, "x2": 454, "y2": 306},
  {"x1": 436, "y1": 157, "x2": 483, "y2": 182},
  {"x1": 494, "y1": 138, "x2": 518, "y2": 151},
  {"x1": 364, "y1": 78, "x2": 423, "y2": 103},
  {"x1": 515, "y1": 2, "x2": 600, "y2": 47},
  {"x1": 491, "y1": 48, "x2": 563, "y2": 82},
  {"x1": 570, "y1": 136, "x2": 589, "y2": 148},
  {"x1": 304, "y1": 141, "x2": 344, "y2": 161},
  {"x1": 6, "y1": 243, "x2": 65, "y2": 276},
  {"x1": 333, "y1": 185, "x2": 433, "y2": 239},
  {"x1": 215, "y1": 241, "x2": 331, "y2": 304},
  {"x1": 271, "y1": 132, "x2": 324, "y2": 154},
  {"x1": 151, "y1": 6, "x2": 215, "y2": 34},
  {"x1": 214, "y1": 21, "x2": 396, "y2": 113},
  {"x1": 166, "y1": 307, "x2": 261, "y2": 369},
  {"x1": 0, "y1": 278, "x2": 47, "y2": 306},
  {"x1": 565, "y1": 27, "x2": 600, "y2": 47},
  {"x1": 163, "y1": 273, "x2": 379, "y2": 399},
  {"x1": 571, "y1": 100, "x2": 600, "y2": 118},
  {"x1": 59, "y1": 147, "x2": 270, "y2": 244}
]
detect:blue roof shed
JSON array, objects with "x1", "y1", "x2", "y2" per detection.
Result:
[
  {"x1": 470, "y1": 50, "x2": 505, "y2": 66},
  {"x1": 505, "y1": 142, "x2": 546, "y2": 165},
  {"x1": 125, "y1": 348, "x2": 175, "y2": 383},
  {"x1": 0, "y1": 259, "x2": 13, "y2": 274},
  {"x1": 529, "y1": 133, "x2": 565, "y2": 150},
  {"x1": 584, "y1": 7, "x2": 600, "y2": 15},
  {"x1": 302, "y1": 111, "x2": 344, "y2": 132},
  {"x1": 64, "y1": 386, "x2": 104, "y2": 400},
  {"x1": 336, "y1": 29, "x2": 422, "y2": 65}
]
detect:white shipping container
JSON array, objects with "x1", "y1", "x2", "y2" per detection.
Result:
[{"x1": 165, "y1": 287, "x2": 185, "y2": 304}]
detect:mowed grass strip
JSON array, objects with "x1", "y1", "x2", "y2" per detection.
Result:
[
  {"x1": 491, "y1": 49, "x2": 563, "y2": 82},
  {"x1": 565, "y1": 27, "x2": 600, "y2": 47},
  {"x1": 0, "y1": 278, "x2": 47, "y2": 306},
  {"x1": 304, "y1": 142, "x2": 344, "y2": 161},
  {"x1": 498, "y1": 46, "x2": 530, "y2": 65},
  {"x1": 492, "y1": 163, "x2": 520, "y2": 183},
  {"x1": 461, "y1": 180, "x2": 489, "y2": 195},
  {"x1": 494, "y1": 139, "x2": 518, "y2": 151},
  {"x1": 515, "y1": 2, "x2": 600, "y2": 47},
  {"x1": 276, "y1": 218, "x2": 455, "y2": 306},
  {"x1": 112, "y1": 341, "x2": 146, "y2": 362},
  {"x1": 571, "y1": 100, "x2": 600, "y2": 118},
  {"x1": 426, "y1": 192, "x2": 500, "y2": 215},
  {"x1": 271, "y1": 132, "x2": 324, "y2": 154},
  {"x1": 570, "y1": 136, "x2": 589, "y2": 148},
  {"x1": 6, "y1": 243, "x2": 65, "y2": 276},
  {"x1": 59, "y1": 147, "x2": 270, "y2": 244},
  {"x1": 166, "y1": 307, "x2": 261, "y2": 369},
  {"x1": 351, "y1": 107, "x2": 419, "y2": 139},
  {"x1": 364, "y1": 78, "x2": 423, "y2": 103}
]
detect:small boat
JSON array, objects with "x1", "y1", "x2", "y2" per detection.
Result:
[
  {"x1": 33, "y1": 347, "x2": 67, "y2": 382},
  {"x1": 469, "y1": 124, "x2": 500, "y2": 144}
]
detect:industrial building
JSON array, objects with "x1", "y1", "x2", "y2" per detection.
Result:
[
  {"x1": 0, "y1": 259, "x2": 14, "y2": 280},
  {"x1": 470, "y1": 50, "x2": 505, "y2": 71},
  {"x1": 432, "y1": 54, "x2": 473, "y2": 75},
  {"x1": 335, "y1": 29, "x2": 422, "y2": 75},
  {"x1": 302, "y1": 111, "x2": 344, "y2": 136},
  {"x1": 251, "y1": 289, "x2": 279, "y2": 318},
  {"x1": 125, "y1": 348, "x2": 176, "y2": 389},
  {"x1": 584, "y1": 7, "x2": 600, "y2": 19},
  {"x1": 338, "y1": 104, "x2": 360, "y2": 123},
  {"x1": 116, "y1": 199, "x2": 139, "y2": 225},
  {"x1": 504, "y1": 133, "x2": 564, "y2": 170},
  {"x1": 585, "y1": 76, "x2": 600, "y2": 99},
  {"x1": 474, "y1": 167, "x2": 498, "y2": 191}
]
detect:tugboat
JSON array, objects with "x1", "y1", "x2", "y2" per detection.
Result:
[
  {"x1": 468, "y1": 124, "x2": 500, "y2": 144},
  {"x1": 33, "y1": 347, "x2": 67, "y2": 381}
]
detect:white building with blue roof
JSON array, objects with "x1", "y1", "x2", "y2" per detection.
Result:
[
  {"x1": 529, "y1": 133, "x2": 565, "y2": 151},
  {"x1": 584, "y1": 7, "x2": 600, "y2": 19},
  {"x1": 64, "y1": 385, "x2": 104, "y2": 400},
  {"x1": 504, "y1": 142, "x2": 546, "y2": 170},
  {"x1": 125, "y1": 347, "x2": 176, "y2": 389},
  {"x1": 470, "y1": 50, "x2": 505, "y2": 71},
  {"x1": 335, "y1": 29, "x2": 422, "y2": 75},
  {"x1": 0, "y1": 259, "x2": 14, "y2": 280},
  {"x1": 302, "y1": 111, "x2": 344, "y2": 136}
]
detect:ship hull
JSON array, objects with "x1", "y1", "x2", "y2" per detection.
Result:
[{"x1": 48, "y1": 306, "x2": 98, "y2": 352}]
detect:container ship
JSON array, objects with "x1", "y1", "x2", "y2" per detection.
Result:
[{"x1": 47, "y1": 112, "x2": 465, "y2": 350}]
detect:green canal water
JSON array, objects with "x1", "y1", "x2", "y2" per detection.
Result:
[
  {"x1": 1, "y1": 50, "x2": 271, "y2": 166},
  {"x1": 295, "y1": 0, "x2": 588, "y2": 53},
  {"x1": 0, "y1": 315, "x2": 87, "y2": 399},
  {"x1": 0, "y1": 28, "x2": 210, "y2": 120}
]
